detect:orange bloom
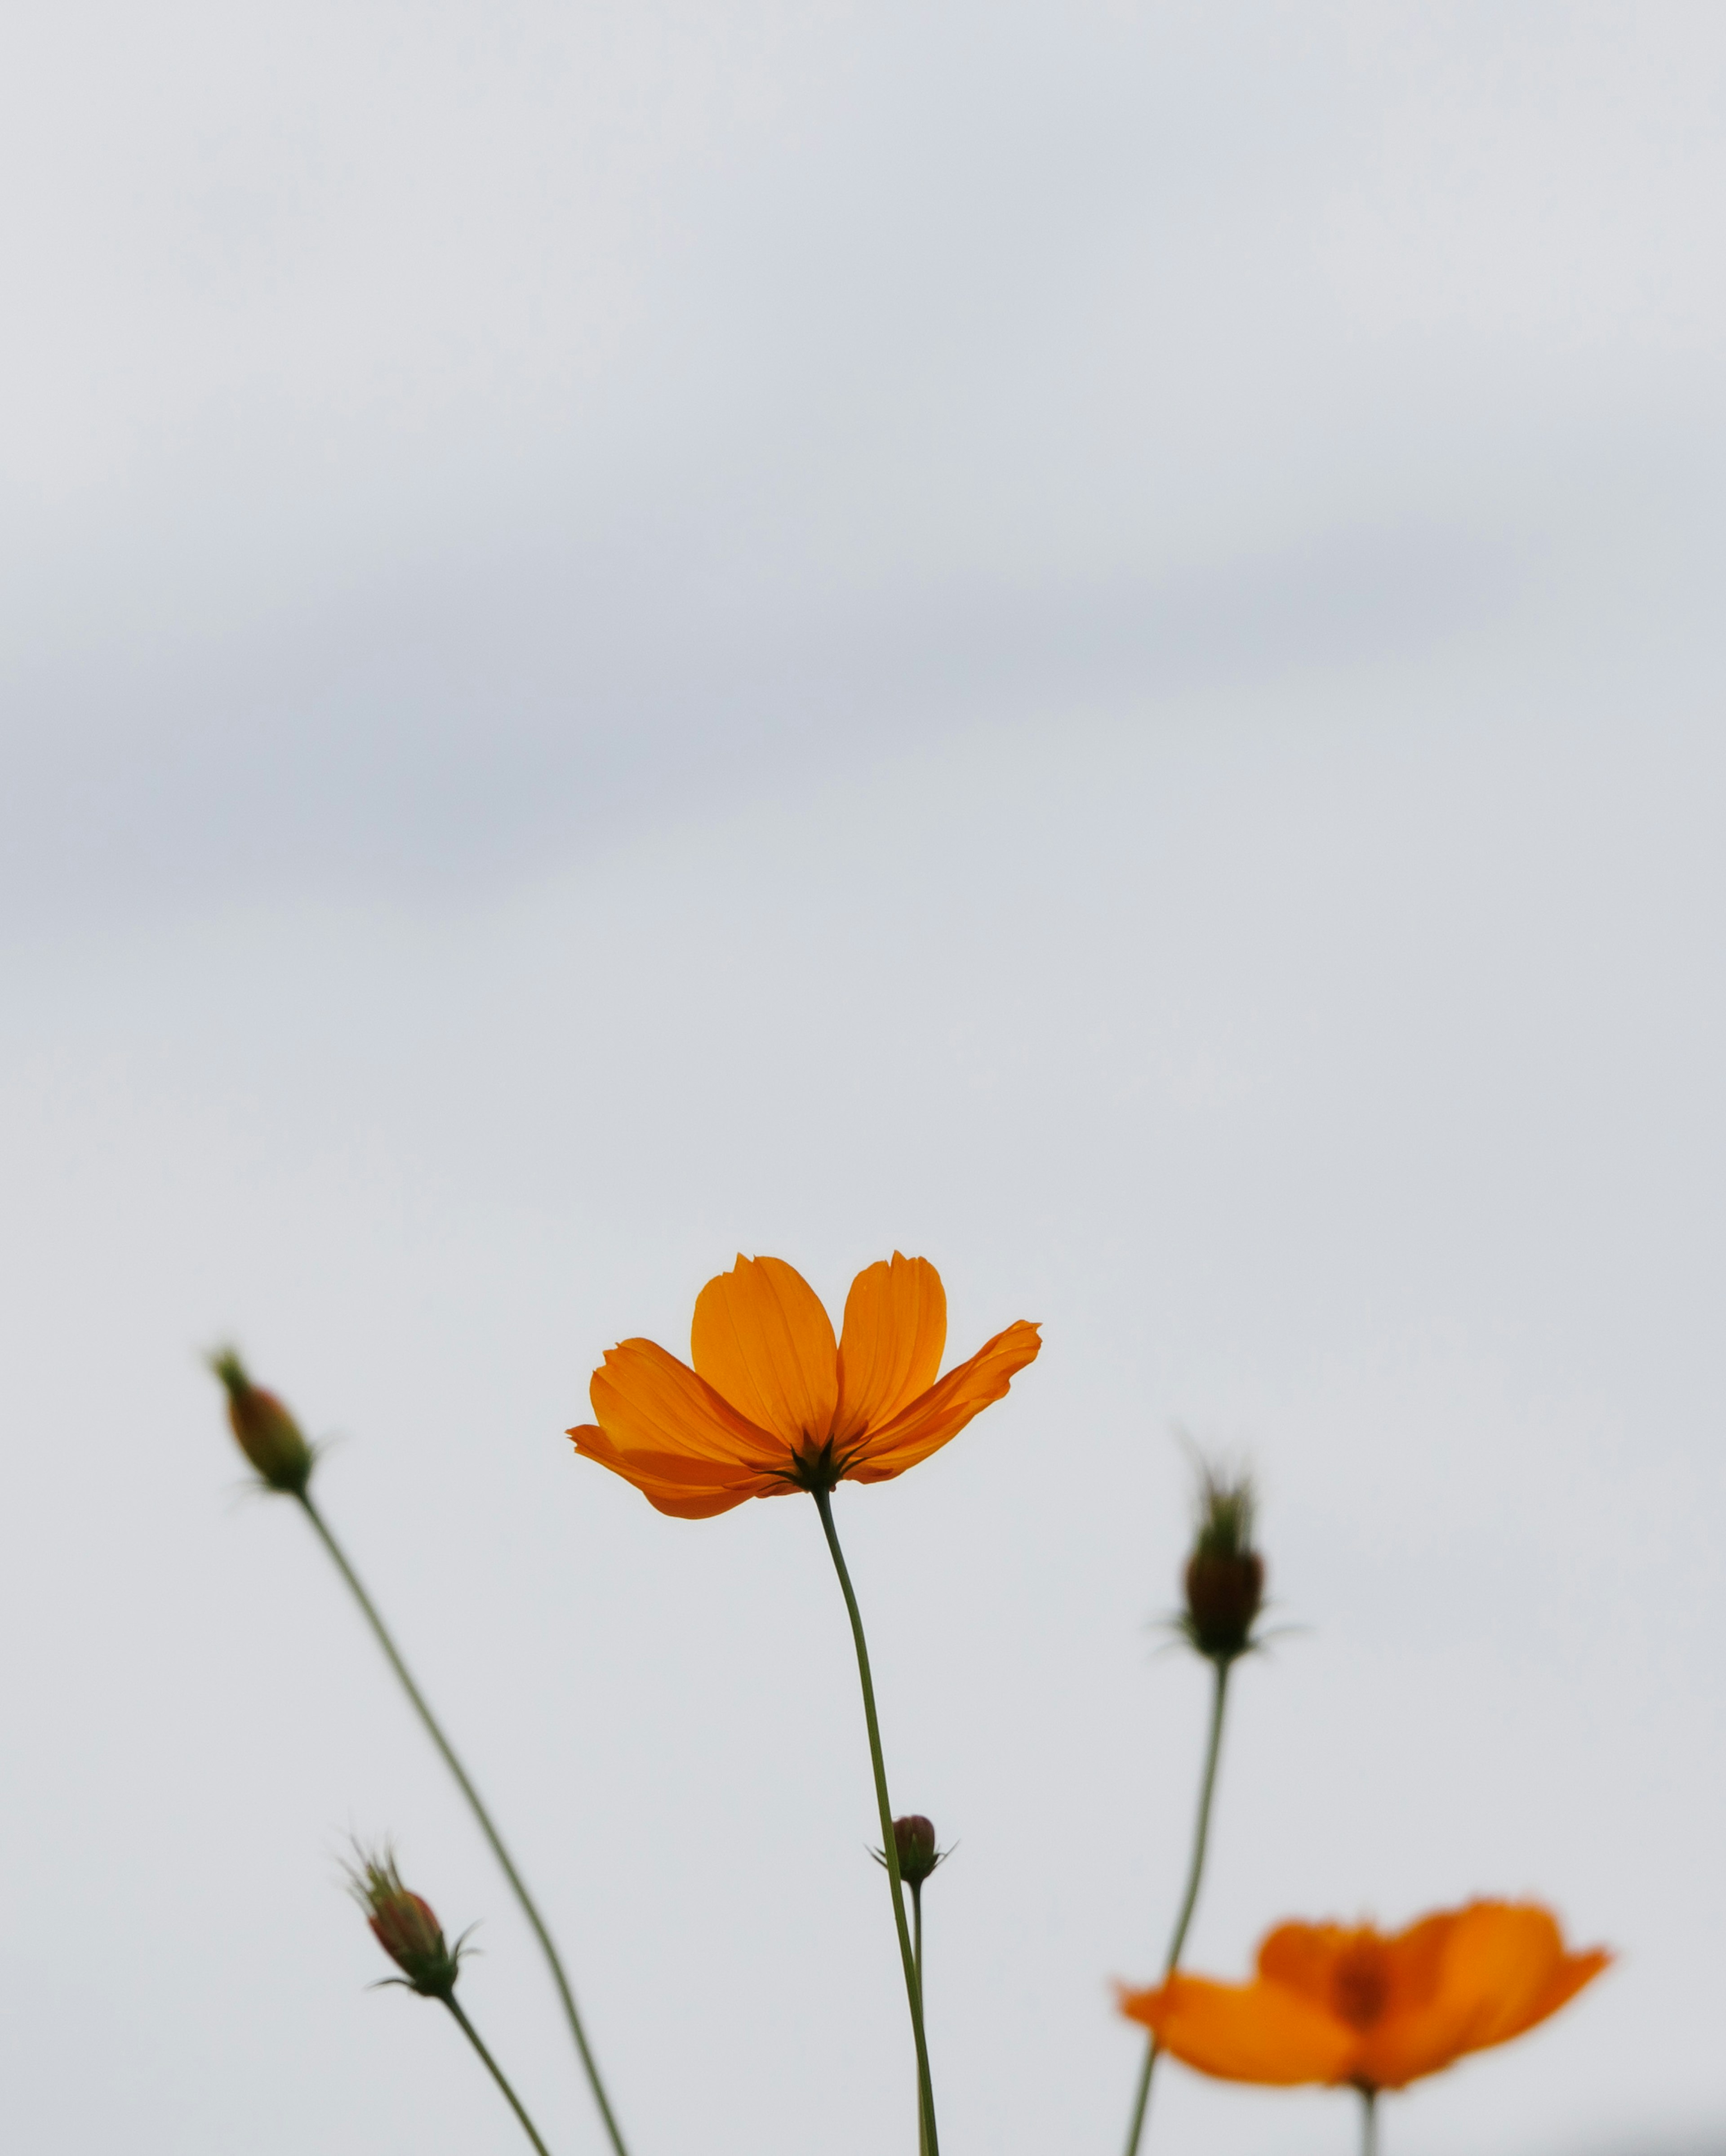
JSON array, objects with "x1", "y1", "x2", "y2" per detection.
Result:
[
  {"x1": 1120, "y1": 1902, "x2": 1609, "y2": 2093},
  {"x1": 568, "y1": 1252, "x2": 1041, "y2": 1519}
]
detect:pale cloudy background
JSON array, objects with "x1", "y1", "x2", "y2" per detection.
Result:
[{"x1": 2, "y1": 4, "x2": 1723, "y2": 2153}]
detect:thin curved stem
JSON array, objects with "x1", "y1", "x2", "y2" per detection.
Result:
[
  {"x1": 813, "y1": 1486, "x2": 938, "y2": 2156},
  {"x1": 1121, "y1": 1657, "x2": 1232, "y2": 2156},
  {"x1": 297, "y1": 1493, "x2": 629, "y2": 2156},
  {"x1": 441, "y1": 1993, "x2": 557, "y2": 2156},
  {"x1": 1360, "y1": 2086, "x2": 1379, "y2": 2156}
]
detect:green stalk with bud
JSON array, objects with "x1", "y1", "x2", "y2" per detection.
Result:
[
  {"x1": 875, "y1": 1814, "x2": 948, "y2": 2156},
  {"x1": 210, "y1": 1351, "x2": 629, "y2": 2156},
  {"x1": 1120, "y1": 1460, "x2": 1266, "y2": 2156},
  {"x1": 348, "y1": 1844, "x2": 556, "y2": 2155}
]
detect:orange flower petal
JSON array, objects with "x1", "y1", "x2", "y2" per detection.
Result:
[
  {"x1": 1515, "y1": 1946, "x2": 1613, "y2": 2037},
  {"x1": 833, "y1": 1254, "x2": 947, "y2": 1442},
  {"x1": 588, "y1": 1338, "x2": 782, "y2": 1468},
  {"x1": 1256, "y1": 1922, "x2": 1357, "y2": 2004},
  {"x1": 1359, "y1": 1903, "x2": 1610, "y2": 2089},
  {"x1": 1379, "y1": 1912, "x2": 1461, "y2": 2016},
  {"x1": 1120, "y1": 1974, "x2": 1357, "y2": 2086},
  {"x1": 569, "y1": 1420, "x2": 778, "y2": 1518},
  {"x1": 845, "y1": 1320, "x2": 1041, "y2": 1480},
  {"x1": 690, "y1": 1255, "x2": 839, "y2": 1448}
]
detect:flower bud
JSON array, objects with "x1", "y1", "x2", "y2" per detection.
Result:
[
  {"x1": 347, "y1": 1846, "x2": 465, "y2": 1999},
  {"x1": 209, "y1": 1347, "x2": 314, "y2": 1495},
  {"x1": 1181, "y1": 1464, "x2": 1263, "y2": 1663},
  {"x1": 886, "y1": 1813, "x2": 945, "y2": 1888}
]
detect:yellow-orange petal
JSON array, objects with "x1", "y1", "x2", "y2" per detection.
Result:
[
  {"x1": 1120, "y1": 1973, "x2": 1357, "y2": 2087},
  {"x1": 690, "y1": 1255, "x2": 839, "y2": 1448},
  {"x1": 1442, "y1": 1905, "x2": 1608, "y2": 2053},
  {"x1": 845, "y1": 1319, "x2": 1041, "y2": 1480},
  {"x1": 588, "y1": 1338, "x2": 783, "y2": 1468},
  {"x1": 569, "y1": 1421, "x2": 779, "y2": 1518},
  {"x1": 833, "y1": 1254, "x2": 947, "y2": 1442},
  {"x1": 1359, "y1": 1903, "x2": 1608, "y2": 2089},
  {"x1": 1511, "y1": 1945, "x2": 1612, "y2": 2040}
]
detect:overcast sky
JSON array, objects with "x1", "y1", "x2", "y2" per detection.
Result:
[{"x1": 4, "y1": 5, "x2": 1724, "y2": 2154}]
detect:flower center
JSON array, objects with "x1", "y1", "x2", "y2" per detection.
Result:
[
  {"x1": 1331, "y1": 1943, "x2": 1390, "y2": 2031},
  {"x1": 785, "y1": 1437, "x2": 844, "y2": 1495}
]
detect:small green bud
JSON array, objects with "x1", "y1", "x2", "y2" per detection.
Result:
[{"x1": 209, "y1": 1347, "x2": 314, "y2": 1495}]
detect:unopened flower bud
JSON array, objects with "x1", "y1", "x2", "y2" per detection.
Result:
[
  {"x1": 875, "y1": 1812, "x2": 946, "y2": 1888},
  {"x1": 893, "y1": 1814, "x2": 940, "y2": 1884},
  {"x1": 1181, "y1": 1464, "x2": 1263, "y2": 1663},
  {"x1": 209, "y1": 1347, "x2": 314, "y2": 1495},
  {"x1": 347, "y1": 1846, "x2": 465, "y2": 1999}
]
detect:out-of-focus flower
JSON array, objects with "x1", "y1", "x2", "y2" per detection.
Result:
[
  {"x1": 347, "y1": 1846, "x2": 467, "y2": 2000},
  {"x1": 210, "y1": 1348, "x2": 315, "y2": 1495},
  {"x1": 568, "y1": 1253, "x2": 1040, "y2": 1518},
  {"x1": 1179, "y1": 1463, "x2": 1263, "y2": 1663},
  {"x1": 1119, "y1": 1901, "x2": 1609, "y2": 2092}
]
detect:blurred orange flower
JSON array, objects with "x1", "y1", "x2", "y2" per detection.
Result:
[
  {"x1": 1119, "y1": 1902, "x2": 1608, "y2": 2093},
  {"x1": 569, "y1": 1252, "x2": 1040, "y2": 1518}
]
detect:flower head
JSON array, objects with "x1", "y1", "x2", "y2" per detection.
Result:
[
  {"x1": 346, "y1": 1845, "x2": 467, "y2": 1999},
  {"x1": 210, "y1": 1347, "x2": 315, "y2": 1496},
  {"x1": 568, "y1": 1253, "x2": 1040, "y2": 1518},
  {"x1": 1119, "y1": 1901, "x2": 1609, "y2": 2093},
  {"x1": 1179, "y1": 1460, "x2": 1263, "y2": 1663}
]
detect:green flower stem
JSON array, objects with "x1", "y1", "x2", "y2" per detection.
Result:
[
  {"x1": 912, "y1": 1882, "x2": 927, "y2": 2156},
  {"x1": 296, "y1": 1492, "x2": 629, "y2": 2156},
  {"x1": 1121, "y1": 1657, "x2": 1233, "y2": 2156},
  {"x1": 1360, "y1": 2086, "x2": 1379, "y2": 2156},
  {"x1": 441, "y1": 1993, "x2": 557, "y2": 2156},
  {"x1": 813, "y1": 1486, "x2": 938, "y2": 2156}
]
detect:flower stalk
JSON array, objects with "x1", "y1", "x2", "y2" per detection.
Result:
[
  {"x1": 913, "y1": 1881, "x2": 927, "y2": 2156},
  {"x1": 813, "y1": 1485, "x2": 938, "y2": 2156},
  {"x1": 299, "y1": 1490, "x2": 630, "y2": 2156},
  {"x1": 1360, "y1": 2086, "x2": 1379, "y2": 2156},
  {"x1": 1122, "y1": 1459, "x2": 1263, "y2": 2156},
  {"x1": 212, "y1": 1346, "x2": 628, "y2": 2156},
  {"x1": 442, "y1": 1992, "x2": 559, "y2": 2156},
  {"x1": 1121, "y1": 1656, "x2": 1232, "y2": 2156},
  {"x1": 875, "y1": 1816, "x2": 944, "y2": 2156},
  {"x1": 348, "y1": 1845, "x2": 556, "y2": 2156}
]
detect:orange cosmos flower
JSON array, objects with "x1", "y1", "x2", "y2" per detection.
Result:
[
  {"x1": 1119, "y1": 1901, "x2": 1609, "y2": 2093},
  {"x1": 568, "y1": 1252, "x2": 1041, "y2": 1518}
]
